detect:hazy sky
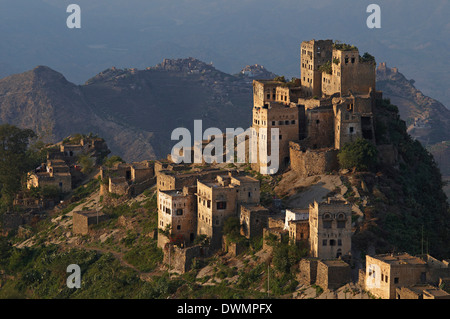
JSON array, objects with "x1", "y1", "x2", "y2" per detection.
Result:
[{"x1": 0, "y1": 0, "x2": 449, "y2": 106}]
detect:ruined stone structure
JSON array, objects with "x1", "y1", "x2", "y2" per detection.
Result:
[
  {"x1": 309, "y1": 198, "x2": 352, "y2": 260},
  {"x1": 251, "y1": 39, "x2": 379, "y2": 175},
  {"x1": 27, "y1": 159, "x2": 72, "y2": 193},
  {"x1": 222, "y1": 235, "x2": 248, "y2": 256},
  {"x1": 289, "y1": 143, "x2": 339, "y2": 176},
  {"x1": 239, "y1": 204, "x2": 269, "y2": 239},
  {"x1": 100, "y1": 161, "x2": 155, "y2": 196},
  {"x1": 163, "y1": 244, "x2": 210, "y2": 274},
  {"x1": 72, "y1": 210, "x2": 108, "y2": 235}
]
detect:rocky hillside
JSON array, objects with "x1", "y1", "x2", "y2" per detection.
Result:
[
  {"x1": 0, "y1": 59, "x2": 253, "y2": 162},
  {"x1": 0, "y1": 66, "x2": 157, "y2": 162},
  {"x1": 376, "y1": 63, "x2": 450, "y2": 176}
]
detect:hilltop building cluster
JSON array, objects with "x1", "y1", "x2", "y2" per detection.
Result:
[
  {"x1": 27, "y1": 136, "x2": 108, "y2": 193},
  {"x1": 150, "y1": 39, "x2": 450, "y2": 298},
  {"x1": 251, "y1": 39, "x2": 382, "y2": 175},
  {"x1": 10, "y1": 38, "x2": 447, "y2": 299}
]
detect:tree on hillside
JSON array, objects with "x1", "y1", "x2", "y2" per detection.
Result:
[
  {"x1": 103, "y1": 155, "x2": 124, "y2": 168},
  {"x1": 0, "y1": 124, "x2": 37, "y2": 208},
  {"x1": 338, "y1": 138, "x2": 378, "y2": 171}
]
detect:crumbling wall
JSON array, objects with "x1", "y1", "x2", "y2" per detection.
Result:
[
  {"x1": 289, "y1": 142, "x2": 338, "y2": 176},
  {"x1": 163, "y1": 244, "x2": 209, "y2": 273}
]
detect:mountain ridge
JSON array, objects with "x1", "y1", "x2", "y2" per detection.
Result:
[{"x1": 0, "y1": 59, "x2": 448, "y2": 170}]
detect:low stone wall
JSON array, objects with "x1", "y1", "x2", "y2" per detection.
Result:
[
  {"x1": 222, "y1": 235, "x2": 247, "y2": 256},
  {"x1": 289, "y1": 142, "x2": 338, "y2": 176}
]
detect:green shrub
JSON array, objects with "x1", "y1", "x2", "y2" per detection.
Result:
[{"x1": 338, "y1": 138, "x2": 378, "y2": 171}]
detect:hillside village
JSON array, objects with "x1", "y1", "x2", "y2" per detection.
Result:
[{"x1": 1, "y1": 39, "x2": 450, "y2": 300}]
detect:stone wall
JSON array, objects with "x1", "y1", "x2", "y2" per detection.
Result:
[
  {"x1": 239, "y1": 205, "x2": 269, "y2": 239},
  {"x1": 289, "y1": 142, "x2": 338, "y2": 177},
  {"x1": 316, "y1": 259, "x2": 351, "y2": 290},
  {"x1": 263, "y1": 227, "x2": 288, "y2": 249},
  {"x1": 109, "y1": 176, "x2": 129, "y2": 195},
  {"x1": 297, "y1": 258, "x2": 319, "y2": 285},
  {"x1": 222, "y1": 235, "x2": 247, "y2": 257}
]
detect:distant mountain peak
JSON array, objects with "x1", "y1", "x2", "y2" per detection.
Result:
[
  {"x1": 28, "y1": 65, "x2": 68, "y2": 85},
  {"x1": 239, "y1": 64, "x2": 278, "y2": 80},
  {"x1": 151, "y1": 57, "x2": 216, "y2": 74}
]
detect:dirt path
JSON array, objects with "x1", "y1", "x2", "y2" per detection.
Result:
[{"x1": 275, "y1": 172, "x2": 345, "y2": 208}]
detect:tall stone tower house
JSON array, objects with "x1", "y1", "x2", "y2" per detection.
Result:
[
  {"x1": 309, "y1": 198, "x2": 352, "y2": 259},
  {"x1": 300, "y1": 39, "x2": 333, "y2": 97}
]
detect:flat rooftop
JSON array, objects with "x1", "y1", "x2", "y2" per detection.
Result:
[
  {"x1": 160, "y1": 189, "x2": 185, "y2": 197},
  {"x1": 406, "y1": 285, "x2": 450, "y2": 298},
  {"x1": 232, "y1": 175, "x2": 259, "y2": 183},
  {"x1": 372, "y1": 253, "x2": 427, "y2": 266},
  {"x1": 320, "y1": 259, "x2": 350, "y2": 267}
]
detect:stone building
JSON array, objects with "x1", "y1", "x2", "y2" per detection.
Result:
[
  {"x1": 239, "y1": 204, "x2": 269, "y2": 239},
  {"x1": 364, "y1": 253, "x2": 450, "y2": 299},
  {"x1": 309, "y1": 198, "x2": 352, "y2": 260},
  {"x1": 251, "y1": 101, "x2": 303, "y2": 173},
  {"x1": 156, "y1": 168, "x2": 231, "y2": 192},
  {"x1": 333, "y1": 92, "x2": 376, "y2": 149},
  {"x1": 250, "y1": 39, "x2": 381, "y2": 175},
  {"x1": 288, "y1": 219, "x2": 309, "y2": 245},
  {"x1": 284, "y1": 208, "x2": 309, "y2": 230},
  {"x1": 284, "y1": 208, "x2": 309, "y2": 244},
  {"x1": 297, "y1": 258, "x2": 319, "y2": 285},
  {"x1": 321, "y1": 44, "x2": 376, "y2": 97},
  {"x1": 72, "y1": 210, "x2": 108, "y2": 235},
  {"x1": 395, "y1": 285, "x2": 450, "y2": 299},
  {"x1": 300, "y1": 39, "x2": 333, "y2": 97},
  {"x1": 364, "y1": 253, "x2": 428, "y2": 299},
  {"x1": 196, "y1": 174, "x2": 260, "y2": 248},
  {"x1": 100, "y1": 160, "x2": 155, "y2": 196},
  {"x1": 163, "y1": 244, "x2": 210, "y2": 274},
  {"x1": 252, "y1": 79, "x2": 304, "y2": 108},
  {"x1": 157, "y1": 186, "x2": 197, "y2": 248},
  {"x1": 27, "y1": 159, "x2": 72, "y2": 193},
  {"x1": 315, "y1": 259, "x2": 351, "y2": 290}
]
